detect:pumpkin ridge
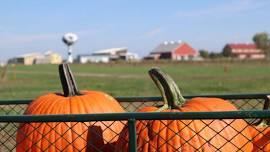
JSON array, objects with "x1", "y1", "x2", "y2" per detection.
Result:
[
  {"x1": 75, "y1": 96, "x2": 85, "y2": 114},
  {"x1": 48, "y1": 123, "x2": 56, "y2": 152},
  {"x1": 68, "y1": 96, "x2": 72, "y2": 114},
  {"x1": 164, "y1": 120, "x2": 170, "y2": 151},
  {"x1": 26, "y1": 95, "x2": 52, "y2": 114},
  {"x1": 18, "y1": 124, "x2": 33, "y2": 151},
  {"x1": 168, "y1": 120, "x2": 179, "y2": 151},
  {"x1": 53, "y1": 99, "x2": 66, "y2": 151},
  {"x1": 191, "y1": 120, "x2": 203, "y2": 151},
  {"x1": 209, "y1": 120, "x2": 224, "y2": 151},
  {"x1": 183, "y1": 101, "x2": 214, "y2": 112},
  {"x1": 157, "y1": 120, "x2": 166, "y2": 151},
  {"x1": 82, "y1": 93, "x2": 95, "y2": 114},
  {"x1": 44, "y1": 96, "x2": 63, "y2": 114},
  {"x1": 185, "y1": 120, "x2": 196, "y2": 151},
  {"x1": 79, "y1": 95, "x2": 90, "y2": 114},
  {"x1": 89, "y1": 93, "x2": 101, "y2": 113},
  {"x1": 166, "y1": 120, "x2": 175, "y2": 151},
  {"x1": 151, "y1": 120, "x2": 159, "y2": 151},
  {"x1": 30, "y1": 96, "x2": 48, "y2": 114},
  {"x1": 176, "y1": 120, "x2": 183, "y2": 151},
  {"x1": 32, "y1": 99, "x2": 61, "y2": 151},
  {"x1": 136, "y1": 122, "x2": 144, "y2": 151},
  {"x1": 40, "y1": 122, "x2": 50, "y2": 151}
]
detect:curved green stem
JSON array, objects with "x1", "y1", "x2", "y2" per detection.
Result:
[
  {"x1": 148, "y1": 68, "x2": 185, "y2": 111},
  {"x1": 59, "y1": 63, "x2": 82, "y2": 97}
]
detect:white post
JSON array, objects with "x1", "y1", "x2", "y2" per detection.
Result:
[{"x1": 67, "y1": 45, "x2": 73, "y2": 63}]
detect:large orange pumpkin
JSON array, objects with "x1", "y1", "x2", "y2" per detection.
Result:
[
  {"x1": 16, "y1": 63, "x2": 124, "y2": 152},
  {"x1": 249, "y1": 125, "x2": 270, "y2": 151},
  {"x1": 115, "y1": 68, "x2": 253, "y2": 152}
]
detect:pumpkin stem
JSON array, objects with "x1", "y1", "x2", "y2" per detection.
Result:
[
  {"x1": 59, "y1": 63, "x2": 82, "y2": 97},
  {"x1": 148, "y1": 68, "x2": 185, "y2": 111}
]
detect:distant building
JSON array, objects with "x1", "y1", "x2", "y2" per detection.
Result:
[
  {"x1": 223, "y1": 43, "x2": 265, "y2": 59},
  {"x1": 0, "y1": 61, "x2": 6, "y2": 67},
  {"x1": 8, "y1": 52, "x2": 44, "y2": 65},
  {"x1": 8, "y1": 51, "x2": 62, "y2": 65},
  {"x1": 145, "y1": 41, "x2": 199, "y2": 60},
  {"x1": 35, "y1": 51, "x2": 62, "y2": 64},
  {"x1": 78, "y1": 54, "x2": 110, "y2": 63},
  {"x1": 78, "y1": 47, "x2": 139, "y2": 63}
]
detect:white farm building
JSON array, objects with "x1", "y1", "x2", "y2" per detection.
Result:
[{"x1": 78, "y1": 47, "x2": 139, "y2": 63}]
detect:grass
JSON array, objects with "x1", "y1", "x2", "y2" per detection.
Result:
[{"x1": 1, "y1": 61, "x2": 270, "y2": 99}]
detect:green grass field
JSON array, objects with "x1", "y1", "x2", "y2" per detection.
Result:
[{"x1": 1, "y1": 61, "x2": 270, "y2": 99}]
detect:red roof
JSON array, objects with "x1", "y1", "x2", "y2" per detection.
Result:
[
  {"x1": 228, "y1": 43, "x2": 257, "y2": 49},
  {"x1": 173, "y1": 42, "x2": 197, "y2": 56}
]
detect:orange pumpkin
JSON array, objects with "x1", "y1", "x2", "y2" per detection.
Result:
[
  {"x1": 249, "y1": 125, "x2": 270, "y2": 151},
  {"x1": 16, "y1": 63, "x2": 124, "y2": 152},
  {"x1": 115, "y1": 68, "x2": 253, "y2": 152}
]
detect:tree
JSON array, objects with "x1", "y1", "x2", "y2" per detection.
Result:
[
  {"x1": 209, "y1": 52, "x2": 223, "y2": 58},
  {"x1": 199, "y1": 49, "x2": 209, "y2": 58},
  {"x1": 253, "y1": 32, "x2": 270, "y2": 56},
  {"x1": 222, "y1": 44, "x2": 234, "y2": 57}
]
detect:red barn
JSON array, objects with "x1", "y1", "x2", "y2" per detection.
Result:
[
  {"x1": 145, "y1": 41, "x2": 199, "y2": 60},
  {"x1": 223, "y1": 43, "x2": 265, "y2": 59}
]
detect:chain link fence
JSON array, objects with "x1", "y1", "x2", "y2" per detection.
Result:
[
  {"x1": 0, "y1": 93, "x2": 270, "y2": 151},
  {"x1": 1, "y1": 112, "x2": 270, "y2": 152},
  {"x1": 1, "y1": 94, "x2": 269, "y2": 115}
]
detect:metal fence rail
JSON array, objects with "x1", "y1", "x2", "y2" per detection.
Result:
[
  {"x1": 1, "y1": 93, "x2": 269, "y2": 113},
  {"x1": 1, "y1": 111, "x2": 270, "y2": 152}
]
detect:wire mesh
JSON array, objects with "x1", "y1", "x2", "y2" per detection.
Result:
[
  {"x1": 0, "y1": 104, "x2": 26, "y2": 115},
  {"x1": 1, "y1": 116, "x2": 270, "y2": 152},
  {"x1": 1, "y1": 121, "x2": 127, "y2": 152},
  {"x1": 0, "y1": 122, "x2": 19, "y2": 152},
  {"x1": 0, "y1": 94, "x2": 269, "y2": 151},
  {"x1": 117, "y1": 119, "x2": 270, "y2": 152}
]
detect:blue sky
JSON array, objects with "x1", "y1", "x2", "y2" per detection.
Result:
[{"x1": 0, "y1": 0, "x2": 270, "y2": 61}]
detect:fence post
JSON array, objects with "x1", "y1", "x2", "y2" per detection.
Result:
[
  {"x1": 264, "y1": 95, "x2": 270, "y2": 110},
  {"x1": 264, "y1": 95, "x2": 270, "y2": 125},
  {"x1": 128, "y1": 118, "x2": 137, "y2": 152}
]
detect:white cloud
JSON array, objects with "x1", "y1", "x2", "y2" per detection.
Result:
[{"x1": 144, "y1": 27, "x2": 163, "y2": 38}]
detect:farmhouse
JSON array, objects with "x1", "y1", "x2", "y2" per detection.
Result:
[
  {"x1": 223, "y1": 43, "x2": 265, "y2": 59},
  {"x1": 145, "y1": 41, "x2": 199, "y2": 61},
  {"x1": 77, "y1": 47, "x2": 139, "y2": 63}
]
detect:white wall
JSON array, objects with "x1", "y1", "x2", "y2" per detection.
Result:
[{"x1": 79, "y1": 55, "x2": 110, "y2": 63}]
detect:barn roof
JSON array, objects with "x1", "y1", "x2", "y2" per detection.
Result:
[
  {"x1": 227, "y1": 43, "x2": 257, "y2": 49},
  {"x1": 151, "y1": 41, "x2": 182, "y2": 53},
  {"x1": 93, "y1": 47, "x2": 127, "y2": 55},
  {"x1": 174, "y1": 43, "x2": 198, "y2": 56}
]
